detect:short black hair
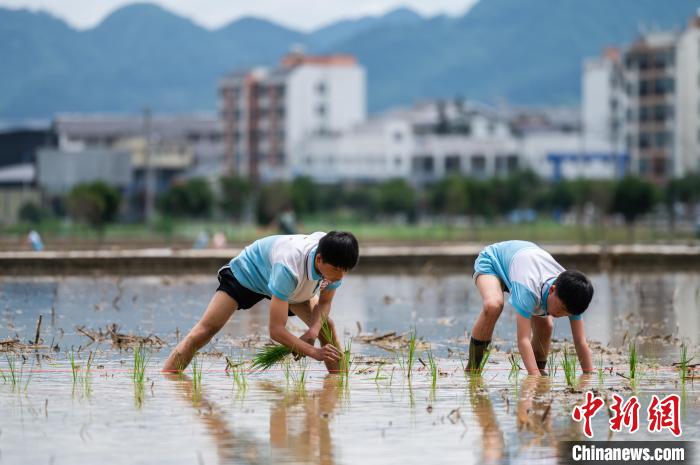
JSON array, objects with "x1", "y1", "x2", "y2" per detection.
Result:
[
  {"x1": 554, "y1": 270, "x2": 594, "y2": 315},
  {"x1": 318, "y1": 231, "x2": 359, "y2": 270}
]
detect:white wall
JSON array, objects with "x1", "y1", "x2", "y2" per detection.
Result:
[
  {"x1": 285, "y1": 64, "x2": 366, "y2": 172},
  {"x1": 675, "y1": 26, "x2": 700, "y2": 176}
]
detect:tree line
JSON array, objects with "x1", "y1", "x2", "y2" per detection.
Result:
[{"x1": 19, "y1": 171, "x2": 700, "y2": 230}]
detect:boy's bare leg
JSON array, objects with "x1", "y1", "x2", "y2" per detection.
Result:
[
  {"x1": 162, "y1": 291, "x2": 238, "y2": 372},
  {"x1": 289, "y1": 296, "x2": 340, "y2": 373},
  {"x1": 531, "y1": 315, "x2": 553, "y2": 375},
  {"x1": 467, "y1": 274, "x2": 505, "y2": 370}
]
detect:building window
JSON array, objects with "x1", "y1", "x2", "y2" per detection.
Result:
[
  {"x1": 655, "y1": 131, "x2": 670, "y2": 148},
  {"x1": 393, "y1": 131, "x2": 403, "y2": 142},
  {"x1": 652, "y1": 157, "x2": 666, "y2": 177},
  {"x1": 316, "y1": 105, "x2": 326, "y2": 116},
  {"x1": 395, "y1": 157, "x2": 402, "y2": 167},
  {"x1": 639, "y1": 133, "x2": 651, "y2": 149},
  {"x1": 445, "y1": 155, "x2": 461, "y2": 172},
  {"x1": 471, "y1": 155, "x2": 486, "y2": 174},
  {"x1": 412, "y1": 156, "x2": 434, "y2": 174},
  {"x1": 507, "y1": 155, "x2": 519, "y2": 172},
  {"x1": 639, "y1": 158, "x2": 649, "y2": 175},
  {"x1": 316, "y1": 82, "x2": 326, "y2": 94}
]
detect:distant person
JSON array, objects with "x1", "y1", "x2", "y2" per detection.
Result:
[
  {"x1": 27, "y1": 230, "x2": 44, "y2": 251},
  {"x1": 163, "y1": 231, "x2": 359, "y2": 373},
  {"x1": 278, "y1": 204, "x2": 298, "y2": 235},
  {"x1": 193, "y1": 231, "x2": 210, "y2": 249},
  {"x1": 466, "y1": 240, "x2": 594, "y2": 376},
  {"x1": 212, "y1": 232, "x2": 227, "y2": 249}
]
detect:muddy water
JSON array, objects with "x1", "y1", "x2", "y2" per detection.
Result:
[{"x1": 0, "y1": 272, "x2": 699, "y2": 465}]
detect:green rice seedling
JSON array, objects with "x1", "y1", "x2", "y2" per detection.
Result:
[
  {"x1": 547, "y1": 350, "x2": 558, "y2": 378},
  {"x1": 0, "y1": 364, "x2": 5, "y2": 384},
  {"x1": 426, "y1": 348, "x2": 438, "y2": 391},
  {"x1": 191, "y1": 354, "x2": 203, "y2": 402},
  {"x1": 374, "y1": 362, "x2": 386, "y2": 383},
  {"x1": 628, "y1": 341, "x2": 638, "y2": 381},
  {"x1": 388, "y1": 366, "x2": 395, "y2": 387},
  {"x1": 6, "y1": 354, "x2": 19, "y2": 391},
  {"x1": 561, "y1": 345, "x2": 577, "y2": 388},
  {"x1": 339, "y1": 339, "x2": 352, "y2": 386},
  {"x1": 596, "y1": 351, "x2": 604, "y2": 385},
  {"x1": 508, "y1": 353, "x2": 521, "y2": 379},
  {"x1": 291, "y1": 358, "x2": 308, "y2": 393},
  {"x1": 5, "y1": 354, "x2": 32, "y2": 393},
  {"x1": 678, "y1": 342, "x2": 694, "y2": 383},
  {"x1": 406, "y1": 329, "x2": 417, "y2": 379},
  {"x1": 133, "y1": 344, "x2": 150, "y2": 405},
  {"x1": 251, "y1": 344, "x2": 293, "y2": 371},
  {"x1": 81, "y1": 351, "x2": 94, "y2": 396},
  {"x1": 226, "y1": 356, "x2": 248, "y2": 391},
  {"x1": 283, "y1": 357, "x2": 292, "y2": 386},
  {"x1": 69, "y1": 350, "x2": 79, "y2": 386},
  {"x1": 477, "y1": 345, "x2": 492, "y2": 375},
  {"x1": 319, "y1": 315, "x2": 337, "y2": 348}
]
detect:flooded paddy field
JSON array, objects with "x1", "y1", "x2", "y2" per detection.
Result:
[{"x1": 1, "y1": 271, "x2": 699, "y2": 465}]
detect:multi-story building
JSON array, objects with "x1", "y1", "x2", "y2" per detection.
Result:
[
  {"x1": 582, "y1": 14, "x2": 700, "y2": 183},
  {"x1": 582, "y1": 48, "x2": 627, "y2": 152},
  {"x1": 219, "y1": 52, "x2": 366, "y2": 182},
  {"x1": 624, "y1": 31, "x2": 678, "y2": 182},
  {"x1": 295, "y1": 100, "x2": 521, "y2": 184},
  {"x1": 675, "y1": 16, "x2": 700, "y2": 176}
]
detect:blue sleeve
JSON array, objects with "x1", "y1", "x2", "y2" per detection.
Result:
[
  {"x1": 569, "y1": 314, "x2": 582, "y2": 321},
  {"x1": 509, "y1": 282, "x2": 539, "y2": 319},
  {"x1": 325, "y1": 280, "x2": 342, "y2": 290},
  {"x1": 268, "y1": 263, "x2": 297, "y2": 301}
]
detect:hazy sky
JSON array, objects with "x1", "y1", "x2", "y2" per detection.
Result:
[{"x1": 0, "y1": 0, "x2": 479, "y2": 30}]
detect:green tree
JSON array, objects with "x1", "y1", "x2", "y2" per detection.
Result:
[
  {"x1": 18, "y1": 201, "x2": 47, "y2": 224},
  {"x1": 255, "y1": 181, "x2": 292, "y2": 225},
  {"x1": 377, "y1": 178, "x2": 416, "y2": 218},
  {"x1": 66, "y1": 181, "x2": 122, "y2": 229},
  {"x1": 611, "y1": 176, "x2": 658, "y2": 225},
  {"x1": 219, "y1": 176, "x2": 252, "y2": 220},
  {"x1": 430, "y1": 175, "x2": 469, "y2": 216},
  {"x1": 291, "y1": 176, "x2": 318, "y2": 216},
  {"x1": 157, "y1": 178, "x2": 214, "y2": 218}
]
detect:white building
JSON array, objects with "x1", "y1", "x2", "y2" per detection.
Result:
[
  {"x1": 219, "y1": 52, "x2": 366, "y2": 181},
  {"x1": 582, "y1": 48, "x2": 626, "y2": 151},
  {"x1": 583, "y1": 13, "x2": 700, "y2": 182},
  {"x1": 675, "y1": 16, "x2": 700, "y2": 176},
  {"x1": 295, "y1": 100, "x2": 520, "y2": 184}
]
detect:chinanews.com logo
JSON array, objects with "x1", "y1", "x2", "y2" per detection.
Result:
[{"x1": 558, "y1": 391, "x2": 694, "y2": 465}]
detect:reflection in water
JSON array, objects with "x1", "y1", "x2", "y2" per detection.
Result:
[
  {"x1": 165, "y1": 373, "x2": 341, "y2": 465},
  {"x1": 468, "y1": 377, "x2": 505, "y2": 464},
  {"x1": 165, "y1": 372, "x2": 265, "y2": 465},
  {"x1": 265, "y1": 376, "x2": 340, "y2": 465},
  {"x1": 516, "y1": 376, "x2": 553, "y2": 439}
]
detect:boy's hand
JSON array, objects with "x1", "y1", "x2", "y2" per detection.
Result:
[
  {"x1": 313, "y1": 344, "x2": 342, "y2": 363},
  {"x1": 295, "y1": 328, "x2": 319, "y2": 360},
  {"x1": 300, "y1": 328, "x2": 319, "y2": 346}
]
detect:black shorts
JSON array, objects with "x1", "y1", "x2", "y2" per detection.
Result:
[{"x1": 216, "y1": 265, "x2": 295, "y2": 316}]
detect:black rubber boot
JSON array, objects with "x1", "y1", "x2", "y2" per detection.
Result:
[{"x1": 466, "y1": 337, "x2": 491, "y2": 371}]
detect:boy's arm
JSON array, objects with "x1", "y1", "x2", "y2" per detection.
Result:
[
  {"x1": 516, "y1": 313, "x2": 541, "y2": 376},
  {"x1": 313, "y1": 289, "x2": 341, "y2": 346},
  {"x1": 570, "y1": 318, "x2": 594, "y2": 373},
  {"x1": 269, "y1": 295, "x2": 341, "y2": 363},
  {"x1": 301, "y1": 288, "x2": 335, "y2": 342}
]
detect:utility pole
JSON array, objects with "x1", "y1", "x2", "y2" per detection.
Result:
[{"x1": 143, "y1": 107, "x2": 155, "y2": 223}]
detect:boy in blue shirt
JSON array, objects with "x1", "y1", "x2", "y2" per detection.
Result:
[
  {"x1": 467, "y1": 240, "x2": 594, "y2": 376},
  {"x1": 163, "y1": 231, "x2": 359, "y2": 373}
]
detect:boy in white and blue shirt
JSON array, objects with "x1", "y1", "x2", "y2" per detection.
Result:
[
  {"x1": 164, "y1": 231, "x2": 359, "y2": 373},
  {"x1": 467, "y1": 240, "x2": 594, "y2": 375}
]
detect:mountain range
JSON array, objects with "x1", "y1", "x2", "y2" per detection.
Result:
[{"x1": 0, "y1": 0, "x2": 697, "y2": 122}]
